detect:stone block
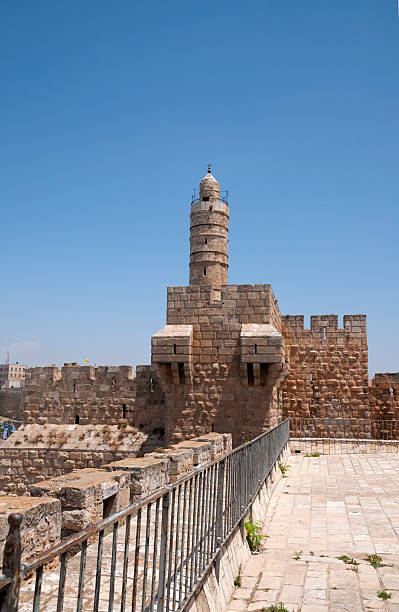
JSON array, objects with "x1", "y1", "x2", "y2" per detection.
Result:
[
  {"x1": 172, "y1": 440, "x2": 211, "y2": 466},
  {"x1": 104, "y1": 457, "x2": 169, "y2": 503},
  {"x1": 30, "y1": 468, "x2": 129, "y2": 535},
  {"x1": 145, "y1": 448, "x2": 194, "y2": 482},
  {"x1": 0, "y1": 495, "x2": 61, "y2": 562}
]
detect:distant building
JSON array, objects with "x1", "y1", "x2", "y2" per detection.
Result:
[{"x1": 0, "y1": 363, "x2": 27, "y2": 389}]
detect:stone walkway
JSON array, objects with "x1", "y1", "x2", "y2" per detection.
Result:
[{"x1": 228, "y1": 454, "x2": 399, "y2": 612}]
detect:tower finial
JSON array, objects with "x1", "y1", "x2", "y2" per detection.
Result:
[{"x1": 208, "y1": 164, "x2": 211, "y2": 174}]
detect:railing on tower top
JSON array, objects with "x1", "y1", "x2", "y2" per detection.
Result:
[
  {"x1": 191, "y1": 189, "x2": 229, "y2": 205},
  {"x1": 0, "y1": 419, "x2": 289, "y2": 611}
]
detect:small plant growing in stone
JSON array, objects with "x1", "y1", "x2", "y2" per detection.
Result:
[
  {"x1": 309, "y1": 551, "x2": 314, "y2": 556},
  {"x1": 234, "y1": 564, "x2": 242, "y2": 588},
  {"x1": 262, "y1": 604, "x2": 289, "y2": 612},
  {"x1": 305, "y1": 452, "x2": 320, "y2": 457},
  {"x1": 279, "y1": 464, "x2": 290, "y2": 476},
  {"x1": 366, "y1": 554, "x2": 391, "y2": 569},
  {"x1": 244, "y1": 519, "x2": 268, "y2": 553},
  {"x1": 293, "y1": 550, "x2": 302, "y2": 560},
  {"x1": 377, "y1": 590, "x2": 392, "y2": 600},
  {"x1": 337, "y1": 555, "x2": 359, "y2": 568}
]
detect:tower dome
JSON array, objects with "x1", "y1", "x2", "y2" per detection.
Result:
[{"x1": 199, "y1": 170, "x2": 220, "y2": 201}]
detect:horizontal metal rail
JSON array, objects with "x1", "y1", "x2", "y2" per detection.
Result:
[
  {"x1": 191, "y1": 189, "x2": 229, "y2": 205},
  {"x1": 0, "y1": 419, "x2": 289, "y2": 611},
  {"x1": 290, "y1": 417, "x2": 399, "y2": 440}
]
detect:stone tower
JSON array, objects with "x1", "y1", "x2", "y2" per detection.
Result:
[{"x1": 189, "y1": 167, "x2": 229, "y2": 289}]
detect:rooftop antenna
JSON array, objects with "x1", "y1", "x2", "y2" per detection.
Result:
[
  {"x1": 208, "y1": 164, "x2": 211, "y2": 174},
  {"x1": 6, "y1": 337, "x2": 11, "y2": 364}
]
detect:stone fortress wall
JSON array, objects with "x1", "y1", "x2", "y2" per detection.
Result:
[
  {"x1": 369, "y1": 372, "x2": 399, "y2": 420},
  {"x1": 0, "y1": 389, "x2": 24, "y2": 421},
  {"x1": 281, "y1": 314, "x2": 370, "y2": 436},
  {"x1": 22, "y1": 363, "x2": 165, "y2": 439}
]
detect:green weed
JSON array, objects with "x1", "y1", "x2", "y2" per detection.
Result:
[
  {"x1": 244, "y1": 519, "x2": 268, "y2": 553},
  {"x1": 366, "y1": 554, "x2": 391, "y2": 569},
  {"x1": 279, "y1": 464, "x2": 290, "y2": 476},
  {"x1": 234, "y1": 564, "x2": 242, "y2": 589},
  {"x1": 377, "y1": 590, "x2": 392, "y2": 600},
  {"x1": 262, "y1": 604, "x2": 289, "y2": 612}
]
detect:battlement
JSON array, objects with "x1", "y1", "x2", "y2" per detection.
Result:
[
  {"x1": 25, "y1": 364, "x2": 134, "y2": 386},
  {"x1": 371, "y1": 372, "x2": 399, "y2": 388},
  {"x1": 282, "y1": 314, "x2": 367, "y2": 336}
]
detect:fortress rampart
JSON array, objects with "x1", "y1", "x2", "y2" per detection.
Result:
[{"x1": 281, "y1": 314, "x2": 369, "y2": 423}]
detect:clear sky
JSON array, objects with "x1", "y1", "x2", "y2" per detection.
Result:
[{"x1": 1, "y1": 0, "x2": 398, "y2": 375}]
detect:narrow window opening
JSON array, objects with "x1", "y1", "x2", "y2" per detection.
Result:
[
  {"x1": 75, "y1": 415, "x2": 80, "y2": 424},
  {"x1": 103, "y1": 493, "x2": 117, "y2": 518},
  {"x1": 178, "y1": 362, "x2": 185, "y2": 385},
  {"x1": 324, "y1": 327, "x2": 327, "y2": 339},
  {"x1": 122, "y1": 404, "x2": 127, "y2": 419},
  {"x1": 260, "y1": 363, "x2": 269, "y2": 386},
  {"x1": 310, "y1": 373, "x2": 313, "y2": 383},
  {"x1": 204, "y1": 238, "x2": 207, "y2": 244},
  {"x1": 211, "y1": 423, "x2": 215, "y2": 432},
  {"x1": 204, "y1": 268, "x2": 206, "y2": 276},
  {"x1": 247, "y1": 363, "x2": 254, "y2": 386},
  {"x1": 209, "y1": 205, "x2": 213, "y2": 212},
  {"x1": 254, "y1": 343, "x2": 257, "y2": 355},
  {"x1": 173, "y1": 343, "x2": 177, "y2": 354},
  {"x1": 203, "y1": 196, "x2": 209, "y2": 201}
]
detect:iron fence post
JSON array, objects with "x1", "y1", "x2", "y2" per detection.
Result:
[
  {"x1": 157, "y1": 490, "x2": 170, "y2": 612},
  {"x1": 0, "y1": 513, "x2": 23, "y2": 612},
  {"x1": 214, "y1": 459, "x2": 225, "y2": 582}
]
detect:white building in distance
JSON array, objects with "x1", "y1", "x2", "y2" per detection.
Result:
[{"x1": 0, "y1": 363, "x2": 27, "y2": 389}]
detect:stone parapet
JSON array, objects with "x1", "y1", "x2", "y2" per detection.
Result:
[
  {"x1": 30, "y1": 468, "x2": 130, "y2": 536},
  {"x1": 0, "y1": 447, "x2": 140, "y2": 496},
  {"x1": 193, "y1": 433, "x2": 225, "y2": 459},
  {"x1": 104, "y1": 456, "x2": 169, "y2": 503},
  {"x1": 0, "y1": 495, "x2": 61, "y2": 562},
  {"x1": 171, "y1": 440, "x2": 212, "y2": 466},
  {"x1": 145, "y1": 448, "x2": 194, "y2": 482}
]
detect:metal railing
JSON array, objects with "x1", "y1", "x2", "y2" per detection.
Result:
[
  {"x1": 191, "y1": 189, "x2": 229, "y2": 205},
  {"x1": 290, "y1": 417, "x2": 399, "y2": 440},
  {"x1": 0, "y1": 419, "x2": 289, "y2": 611}
]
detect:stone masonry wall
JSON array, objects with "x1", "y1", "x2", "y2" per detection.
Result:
[
  {"x1": 0, "y1": 448, "x2": 140, "y2": 495},
  {"x1": 23, "y1": 364, "x2": 165, "y2": 442},
  {"x1": 154, "y1": 284, "x2": 287, "y2": 446},
  {"x1": 369, "y1": 373, "x2": 399, "y2": 421},
  {"x1": 281, "y1": 315, "x2": 369, "y2": 436},
  {"x1": 0, "y1": 389, "x2": 24, "y2": 420}
]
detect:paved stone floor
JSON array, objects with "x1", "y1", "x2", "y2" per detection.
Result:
[{"x1": 228, "y1": 454, "x2": 399, "y2": 612}]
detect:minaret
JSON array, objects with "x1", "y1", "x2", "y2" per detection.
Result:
[{"x1": 189, "y1": 167, "x2": 229, "y2": 289}]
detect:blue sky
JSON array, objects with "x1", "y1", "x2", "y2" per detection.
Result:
[{"x1": 1, "y1": 0, "x2": 398, "y2": 375}]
